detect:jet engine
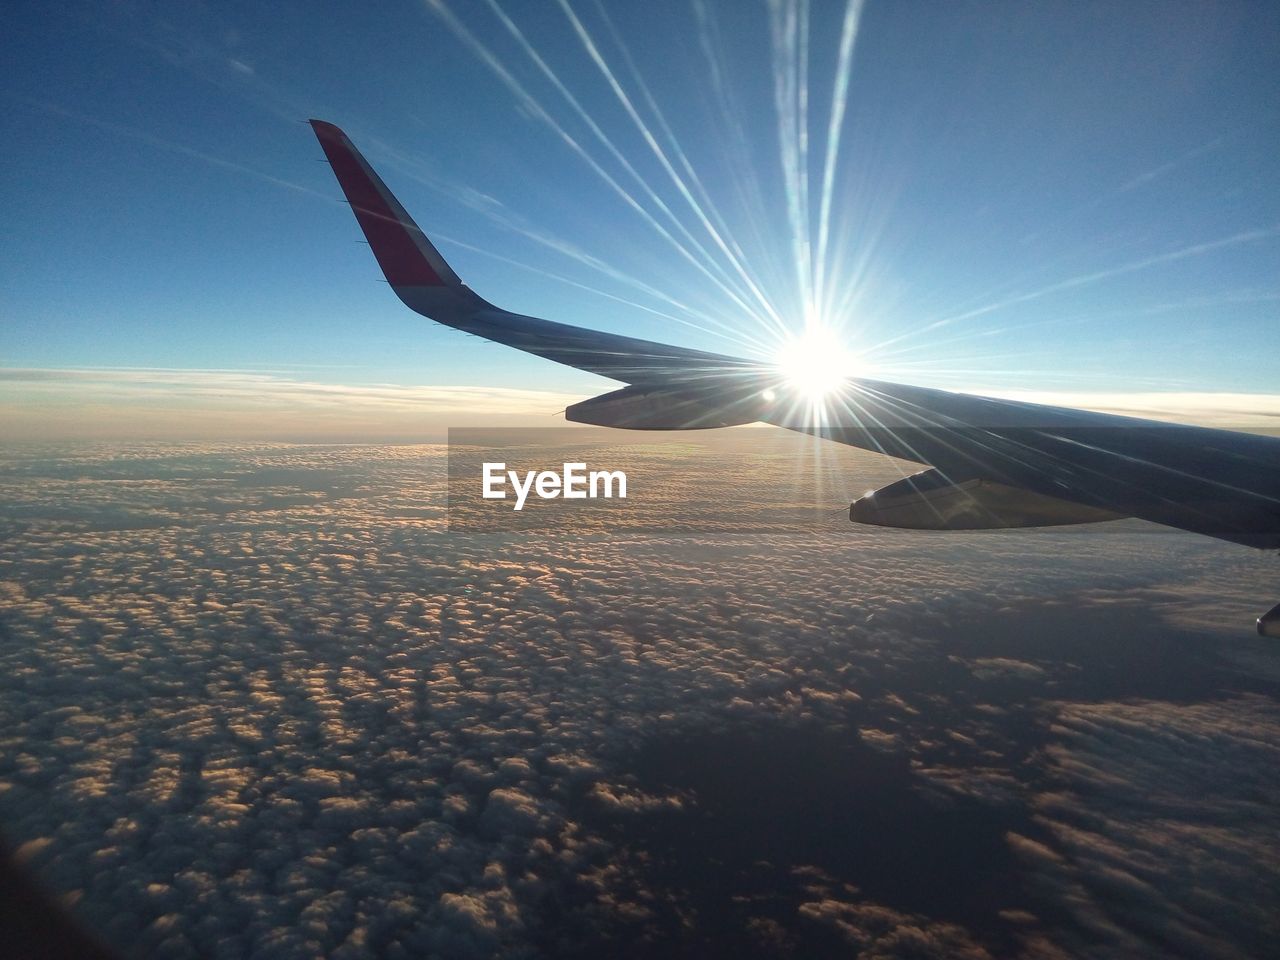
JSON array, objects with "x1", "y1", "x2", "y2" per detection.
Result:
[{"x1": 849, "y1": 468, "x2": 1127, "y2": 529}]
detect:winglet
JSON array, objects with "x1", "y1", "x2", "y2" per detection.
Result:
[
  {"x1": 310, "y1": 120, "x2": 460, "y2": 288},
  {"x1": 307, "y1": 120, "x2": 752, "y2": 381}
]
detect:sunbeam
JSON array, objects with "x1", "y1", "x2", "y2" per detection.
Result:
[
  {"x1": 556, "y1": 0, "x2": 790, "y2": 337},
  {"x1": 375, "y1": 133, "x2": 776, "y2": 356},
  {"x1": 588, "y1": 0, "x2": 792, "y2": 336},
  {"x1": 410, "y1": 1, "x2": 1276, "y2": 406},
  {"x1": 476, "y1": 0, "x2": 775, "y2": 332},
  {"x1": 424, "y1": 0, "x2": 781, "y2": 337}
]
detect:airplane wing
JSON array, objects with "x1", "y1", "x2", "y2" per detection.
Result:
[
  {"x1": 310, "y1": 120, "x2": 755, "y2": 385},
  {"x1": 310, "y1": 120, "x2": 1280, "y2": 633}
]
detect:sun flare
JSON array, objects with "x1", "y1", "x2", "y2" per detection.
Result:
[{"x1": 775, "y1": 328, "x2": 858, "y2": 400}]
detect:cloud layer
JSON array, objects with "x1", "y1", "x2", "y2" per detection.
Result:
[{"x1": 0, "y1": 441, "x2": 1276, "y2": 958}]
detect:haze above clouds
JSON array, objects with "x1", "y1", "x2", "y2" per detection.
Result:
[{"x1": 4, "y1": 367, "x2": 1280, "y2": 442}]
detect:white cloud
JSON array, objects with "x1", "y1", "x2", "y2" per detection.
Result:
[{"x1": 0, "y1": 441, "x2": 1274, "y2": 957}]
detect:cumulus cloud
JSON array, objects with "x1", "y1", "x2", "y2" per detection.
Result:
[
  {"x1": 0, "y1": 441, "x2": 1275, "y2": 958},
  {"x1": 797, "y1": 894, "x2": 993, "y2": 959},
  {"x1": 1008, "y1": 696, "x2": 1280, "y2": 959}
]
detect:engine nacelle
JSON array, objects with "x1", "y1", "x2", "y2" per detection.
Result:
[
  {"x1": 850, "y1": 469, "x2": 1127, "y2": 530},
  {"x1": 1259, "y1": 603, "x2": 1280, "y2": 638}
]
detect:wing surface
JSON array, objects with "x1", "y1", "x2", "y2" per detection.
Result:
[
  {"x1": 767, "y1": 379, "x2": 1280, "y2": 548},
  {"x1": 311, "y1": 119, "x2": 1280, "y2": 550}
]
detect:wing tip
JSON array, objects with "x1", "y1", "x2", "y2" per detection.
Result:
[{"x1": 310, "y1": 119, "x2": 455, "y2": 289}]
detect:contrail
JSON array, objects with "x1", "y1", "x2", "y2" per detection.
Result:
[
  {"x1": 814, "y1": 0, "x2": 866, "y2": 323},
  {"x1": 874, "y1": 288, "x2": 1280, "y2": 365},
  {"x1": 14, "y1": 89, "x2": 768, "y2": 351},
  {"x1": 768, "y1": 0, "x2": 813, "y2": 326},
  {"x1": 870, "y1": 225, "x2": 1280, "y2": 353},
  {"x1": 10, "y1": 94, "x2": 321, "y2": 198},
  {"x1": 1115, "y1": 135, "x2": 1225, "y2": 195}
]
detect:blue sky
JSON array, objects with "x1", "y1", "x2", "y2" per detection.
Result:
[{"x1": 3, "y1": 0, "x2": 1279, "y2": 436}]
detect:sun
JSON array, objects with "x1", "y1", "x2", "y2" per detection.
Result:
[{"x1": 775, "y1": 328, "x2": 858, "y2": 399}]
